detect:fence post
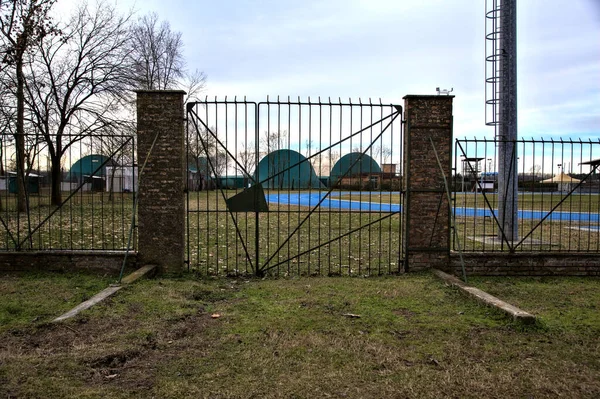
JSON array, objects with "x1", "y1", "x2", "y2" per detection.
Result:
[
  {"x1": 403, "y1": 95, "x2": 454, "y2": 272},
  {"x1": 136, "y1": 90, "x2": 186, "y2": 273}
]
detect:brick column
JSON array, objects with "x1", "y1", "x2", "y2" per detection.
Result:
[
  {"x1": 403, "y1": 95, "x2": 454, "y2": 271},
  {"x1": 136, "y1": 90, "x2": 186, "y2": 273}
]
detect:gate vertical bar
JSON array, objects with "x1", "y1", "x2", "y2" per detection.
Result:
[
  {"x1": 254, "y1": 104, "x2": 260, "y2": 275},
  {"x1": 136, "y1": 90, "x2": 186, "y2": 273},
  {"x1": 403, "y1": 95, "x2": 454, "y2": 272}
]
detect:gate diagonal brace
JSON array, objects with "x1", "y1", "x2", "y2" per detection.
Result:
[{"x1": 226, "y1": 184, "x2": 269, "y2": 213}]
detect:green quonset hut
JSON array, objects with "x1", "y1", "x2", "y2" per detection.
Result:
[
  {"x1": 256, "y1": 149, "x2": 323, "y2": 189},
  {"x1": 69, "y1": 154, "x2": 114, "y2": 179},
  {"x1": 188, "y1": 156, "x2": 210, "y2": 175},
  {"x1": 329, "y1": 152, "x2": 381, "y2": 185}
]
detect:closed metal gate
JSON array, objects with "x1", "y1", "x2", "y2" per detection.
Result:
[{"x1": 186, "y1": 97, "x2": 404, "y2": 276}]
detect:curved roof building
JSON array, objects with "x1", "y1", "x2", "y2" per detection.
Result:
[
  {"x1": 329, "y1": 152, "x2": 381, "y2": 185},
  {"x1": 188, "y1": 156, "x2": 210, "y2": 175},
  {"x1": 69, "y1": 154, "x2": 115, "y2": 178},
  {"x1": 255, "y1": 149, "x2": 323, "y2": 189}
]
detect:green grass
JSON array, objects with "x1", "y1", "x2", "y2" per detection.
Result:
[
  {"x1": 336, "y1": 192, "x2": 599, "y2": 252},
  {"x1": 1, "y1": 272, "x2": 599, "y2": 398},
  {"x1": 454, "y1": 192, "x2": 600, "y2": 211},
  {"x1": 187, "y1": 189, "x2": 402, "y2": 276},
  {"x1": 0, "y1": 191, "x2": 135, "y2": 251},
  {"x1": 467, "y1": 276, "x2": 600, "y2": 332},
  {"x1": 0, "y1": 271, "x2": 115, "y2": 332}
]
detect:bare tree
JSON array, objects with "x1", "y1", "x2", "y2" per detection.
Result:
[
  {"x1": 0, "y1": 70, "x2": 15, "y2": 178},
  {"x1": 529, "y1": 165, "x2": 541, "y2": 175},
  {"x1": 382, "y1": 146, "x2": 392, "y2": 164},
  {"x1": 304, "y1": 139, "x2": 313, "y2": 156},
  {"x1": 0, "y1": 70, "x2": 16, "y2": 212},
  {"x1": 328, "y1": 150, "x2": 340, "y2": 166},
  {"x1": 187, "y1": 125, "x2": 228, "y2": 190},
  {"x1": 237, "y1": 141, "x2": 256, "y2": 186},
  {"x1": 305, "y1": 138, "x2": 325, "y2": 176},
  {"x1": 181, "y1": 68, "x2": 207, "y2": 103},
  {"x1": 259, "y1": 130, "x2": 287, "y2": 157},
  {"x1": 129, "y1": 12, "x2": 180, "y2": 90},
  {"x1": 24, "y1": 1, "x2": 133, "y2": 206},
  {"x1": 373, "y1": 144, "x2": 392, "y2": 164},
  {"x1": 258, "y1": 130, "x2": 288, "y2": 188},
  {"x1": 129, "y1": 12, "x2": 206, "y2": 94},
  {"x1": 0, "y1": 0, "x2": 57, "y2": 211}
]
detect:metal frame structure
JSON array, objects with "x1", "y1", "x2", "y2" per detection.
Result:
[
  {"x1": 485, "y1": 0, "x2": 519, "y2": 241},
  {"x1": 0, "y1": 133, "x2": 137, "y2": 251},
  {"x1": 186, "y1": 97, "x2": 405, "y2": 276},
  {"x1": 454, "y1": 137, "x2": 600, "y2": 253}
]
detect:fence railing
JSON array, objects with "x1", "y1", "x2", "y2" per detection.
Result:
[
  {"x1": 0, "y1": 132, "x2": 136, "y2": 251},
  {"x1": 453, "y1": 137, "x2": 600, "y2": 253},
  {"x1": 186, "y1": 97, "x2": 405, "y2": 276}
]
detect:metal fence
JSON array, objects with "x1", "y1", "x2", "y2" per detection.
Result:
[
  {"x1": 186, "y1": 97, "x2": 404, "y2": 276},
  {"x1": 453, "y1": 138, "x2": 600, "y2": 252},
  {"x1": 0, "y1": 132, "x2": 136, "y2": 251}
]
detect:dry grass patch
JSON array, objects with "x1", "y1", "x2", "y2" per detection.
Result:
[{"x1": 0, "y1": 273, "x2": 599, "y2": 398}]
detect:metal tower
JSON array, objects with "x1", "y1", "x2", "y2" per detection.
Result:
[{"x1": 485, "y1": 0, "x2": 518, "y2": 242}]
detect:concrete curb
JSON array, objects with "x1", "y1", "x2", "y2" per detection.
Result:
[
  {"x1": 433, "y1": 269, "x2": 536, "y2": 324},
  {"x1": 53, "y1": 264, "x2": 157, "y2": 323}
]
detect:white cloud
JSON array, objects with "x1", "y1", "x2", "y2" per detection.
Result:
[{"x1": 45, "y1": 0, "x2": 600, "y2": 141}]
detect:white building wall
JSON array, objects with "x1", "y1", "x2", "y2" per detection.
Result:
[{"x1": 105, "y1": 166, "x2": 139, "y2": 192}]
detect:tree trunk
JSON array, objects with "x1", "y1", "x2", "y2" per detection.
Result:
[
  {"x1": 50, "y1": 155, "x2": 62, "y2": 206},
  {"x1": 108, "y1": 166, "x2": 117, "y2": 201},
  {"x1": 0, "y1": 147, "x2": 3, "y2": 211},
  {"x1": 15, "y1": 58, "x2": 27, "y2": 212}
]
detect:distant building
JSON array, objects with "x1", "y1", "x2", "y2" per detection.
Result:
[
  {"x1": 329, "y1": 153, "x2": 398, "y2": 190},
  {"x1": 64, "y1": 154, "x2": 117, "y2": 192},
  {"x1": 105, "y1": 166, "x2": 138, "y2": 193},
  {"x1": 256, "y1": 149, "x2": 323, "y2": 189},
  {"x1": 7, "y1": 172, "x2": 40, "y2": 194}
]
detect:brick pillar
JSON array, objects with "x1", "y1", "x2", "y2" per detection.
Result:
[
  {"x1": 136, "y1": 90, "x2": 186, "y2": 273},
  {"x1": 403, "y1": 95, "x2": 454, "y2": 271}
]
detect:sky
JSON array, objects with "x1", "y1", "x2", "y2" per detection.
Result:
[{"x1": 53, "y1": 0, "x2": 600, "y2": 161}]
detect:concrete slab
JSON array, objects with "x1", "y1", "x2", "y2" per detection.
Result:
[
  {"x1": 433, "y1": 269, "x2": 536, "y2": 324},
  {"x1": 53, "y1": 285, "x2": 122, "y2": 322},
  {"x1": 120, "y1": 264, "x2": 157, "y2": 284},
  {"x1": 53, "y1": 264, "x2": 158, "y2": 323}
]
